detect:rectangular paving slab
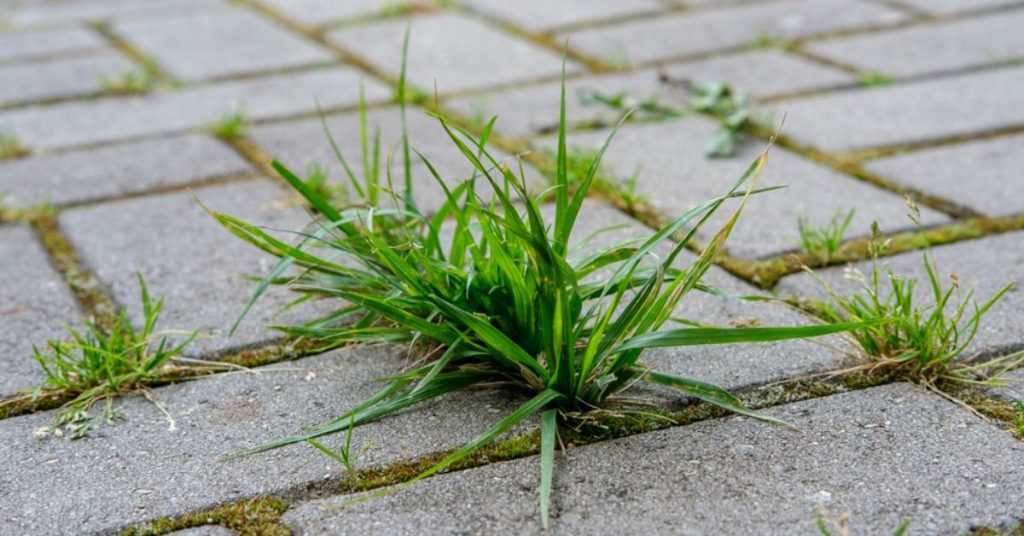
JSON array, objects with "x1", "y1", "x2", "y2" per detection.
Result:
[
  {"x1": 772, "y1": 65, "x2": 1024, "y2": 153},
  {"x1": 283, "y1": 383, "x2": 1024, "y2": 535},
  {"x1": 0, "y1": 66, "x2": 391, "y2": 150},
  {"x1": 806, "y1": 10, "x2": 1024, "y2": 78},
  {"x1": 0, "y1": 134, "x2": 253, "y2": 209},
  {"x1": 0, "y1": 25, "x2": 108, "y2": 64},
  {"x1": 327, "y1": 12, "x2": 580, "y2": 94},
  {"x1": 560, "y1": 0, "x2": 907, "y2": 66},
  {"x1": 255, "y1": 0, "x2": 408, "y2": 27},
  {"x1": 863, "y1": 134, "x2": 1024, "y2": 218},
  {"x1": 57, "y1": 179, "x2": 326, "y2": 357},
  {"x1": 459, "y1": 0, "x2": 663, "y2": 32},
  {"x1": 0, "y1": 346, "x2": 527, "y2": 534},
  {"x1": 0, "y1": 50, "x2": 135, "y2": 108},
  {"x1": 112, "y1": 7, "x2": 334, "y2": 82},
  {"x1": 536, "y1": 116, "x2": 948, "y2": 259},
  {"x1": 0, "y1": 225, "x2": 82, "y2": 397},
  {"x1": 776, "y1": 231, "x2": 1024, "y2": 356},
  {"x1": 248, "y1": 106, "x2": 541, "y2": 214},
  {"x1": 2, "y1": 0, "x2": 213, "y2": 27},
  {"x1": 892, "y1": 0, "x2": 1021, "y2": 15}
]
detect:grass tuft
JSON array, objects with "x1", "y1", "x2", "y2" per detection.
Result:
[
  {"x1": 29, "y1": 275, "x2": 198, "y2": 439},
  {"x1": 210, "y1": 110, "x2": 247, "y2": 140},
  {"x1": 797, "y1": 209, "x2": 855, "y2": 262},
  {"x1": 209, "y1": 44, "x2": 867, "y2": 525},
  {"x1": 856, "y1": 72, "x2": 896, "y2": 87},
  {"x1": 0, "y1": 131, "x2": 29, "y2": 160},
  {"x1": 100, "y1": 68, "x2": 154, "y2": 94}
]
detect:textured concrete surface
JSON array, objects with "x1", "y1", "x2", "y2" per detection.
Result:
[
  {"x1": 562, "y1": 0, "x2": 906, "y2": 66},
  {"x1": 328, "y1": 12, "x2": 580, "y2": 93},
  {"x1": 807, "y1": 11, "x2": 1024, "y2": 78},
  {"x1": 1, "y1": 0, "x2": 213, "y2": 27},
  {"x1": 0, "y1": 26, "x2": 108, "y2": 63},
  {"x1": 58, "y1": 180, "x2": 326, "y2": 357},
  {"x1": 460, "y1": 0, "x2": 662, "y2": 32},
  {"x1": 0, "y1": 346, "x2": 527, "y2": 534},
  {"x1": 539, "y1": 116, "x2": 948, "y2": 258},
  {"x1": 893, "y1": 0, "x2": 1020, "y2": 15},
  {"x1": 0, "y1": 134, "x2": 253, "y2": 208},
  {"x1": 775, "y1": 66, "x2": 1024, "y2": 153},
  {"x1": 0, "y1": 66, "x2": 391, "y2": 150},
  {"x1": 283, "y1": 383, "x2": 1024, "y2": 535},
  {"x1": 112, "y1": 7, "x2": 334, "y2": 81},
  {"x1": 864, "y1": 134, "x2": 1024, "y2": 218},
  {"x1": 0, "y1": 225, "x2": 82, "y2": 397},
  {"x1": 657, "y1": 49, "x2": 854, "y2": 98},
  {"x1": 0, "y1": 51, "x2": 135, "y2": 108},
  {"x1": 777, "y1": 231, "x2": 1024, "y2": 356}
]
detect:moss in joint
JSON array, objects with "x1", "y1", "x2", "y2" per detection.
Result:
[{"x1": 118, "y1": 496, "x2": 290, "y2": 536}]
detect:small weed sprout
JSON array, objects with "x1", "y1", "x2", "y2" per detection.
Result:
[
  {"x1": 856, "y1": 72, "x2": 895, "y2": 87},
  {"x1": 0, "y1": 131, "x2": 29, "y2": 160},
  {"x1": 30, "y1": 275, "x2": 197, "y2": 438},
  {"x1": 815, "y1": 504, "x2": 910, "y2": 536},
  {"x1": 100, "y1": 68, "x2": 153, "y2": 94},
  {"x1": 579, "y1": 88, "x2": 684, "y2": 123},
  {"x1": 210, "y1": 110, "x2": 246, "y2": 140},
  {"x1": 301, "y1": 162, "x2": 346, "y2": 204},
  {"x1": 210, "y1": 36, "x2": 866, "y2": 527},
  {"x1": 812, "y1": 223, "x2": 1021, "y2": 390},
  {"x1": 797, "y1": 209, "x2": 855, "y2": 262},
  {"x1": 689, "y1": 81, "x2": 751, "y2": 158},
  {"x1": 306, "y1": 417, "x2": 374, "y2": 477}
]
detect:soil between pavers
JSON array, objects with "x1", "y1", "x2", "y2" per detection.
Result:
[{"x1": 282, "y1": 383, "x2": 1024, "y2": 535}]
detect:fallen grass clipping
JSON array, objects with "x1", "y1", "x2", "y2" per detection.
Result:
[{"x1": 208, "y1": 44, "x2": 868, "y2": 527}]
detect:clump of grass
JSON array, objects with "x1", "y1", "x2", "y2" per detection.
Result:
[
  {"x1": 689, "y1": 80, "x2": 751, "y2": 158},
  {"x1": 857, "y1": 72, "x2": 895, "y2": 87},
  {"x1": 579, "y1": 88, "x2": 683, "y2": 123},
  {"x1": 100, "y1": 68, "x2": 154, "y2": 94},
  {"x1": 797, "y1": 209, "x2": 855, "y2": 262},
  {"x1": 31, "y1": 275, "x2": 198, "y2": 439},
  {"x1": 209, "y1": 38, "x2": 865, "y2": 527},
  {"x1": 210, "y1": 110, "x2": 246, "y2": 140},
  {"x1": 0, "y1": 131, "x2": 29, "y2": 160},
  {"x1": 812, "y1": 223, "x2": 1021, "y2": 390}
]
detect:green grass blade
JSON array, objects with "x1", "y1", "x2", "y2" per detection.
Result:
[
  {"x1": 539, "y1": 408, "x2": 558, "y2": 530},
  {"x1": 616, "y1": 321, "x2": 876, "y2": 352},
  {"x1": 643, "y1": 369, "x2": 787, "y2": 425}
]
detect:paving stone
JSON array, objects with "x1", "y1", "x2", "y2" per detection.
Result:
[
  {"x1": 112, "y1": 7, "x2": 334, "y2": 82},
  {"x1": 58, "y1": 180, "x2": 328, "y2": 357},
  {"x1": 864, "y1": 134, "x2": 1024, "y2": 218},
  {"x1": 3, "y1": 0, "x2": 214, "y2": 27},
  {"x1": 0, "y1": 134, "x2": 253, "y2": 208},
  {"x1": 807, "y1": 11, "x2": 1024, "y2": 78},
  {"x1": 248, "y1": 106, "x2": 541, "y2": 214},
  {"x1": 0, "y1": 225, "x2": 82, "y2": 398},
  {"x1": 992, "y1": 368, "x2": 1024, "y2": 402},
  {"x1": 442, "y1": 69, "x2": 672, "y2": 138},
  {"x1": 771, "y1": 65, "x2": 1024, "y2": 153},
  {"x1": 657, "y1": 49, "x2": 855, "y2": 99},
  {"x1": 537, "y1": 116, "x2": 948, "y2": 259},
  {"x1": 284, "y1": 383, "x2": 1024, "y2": 534},
  {"x1": 776, "y1": 231, "x2": 1024, "y2": 355},
  {"x1": 0, "y1": 50, "x2": 135, "y2": 107},
  {"x1": 894, "y1": 0, "x2": 1021, "y2": 15},
  {"x1": 459, "y1": 0, "x2": 663, "y2": 32},
  {"x1": 258, "y1": 0, "x2": 420, "y2": 26},
  {"x1": 0, "y1": 346, "x2": 527, "y2": 534},
  {"x1": 0, "y1": 25, "x2": 107, "y2": 64},
  {"x1": 568, "y1": 201, "x2": 852, "y2": 390},
  {"x1": 0, "y1": 66, "x2": 391, "y2": 150},
  {"x1": 560, "y1": 0, "x2": 907, "y2": 66},
  {"x1": 327, "y1": 12, "x2": 579, "y2": 94}
]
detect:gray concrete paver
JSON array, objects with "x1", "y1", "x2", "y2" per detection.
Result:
[
  {"x1": 112, "y1": 7, "x2": 334, "y2": 82},
  {"x1": 459, "y1": 0, "x2": 663, "y2": 32},
  {"x1": 283, "y1": 383, "x2": 1024, "y2": 535},
  {"x1": 0, "y1": 51, "x2": 135, "y2": 107},
  {"x1": 0, "y1": 26, "x2": 108, "y2": 64},
  {"x1": 0, "y1": 134, "x2": 253, "y2": 208},
  {"x1": 0, "y1": 225, "x2": 82, "y2": 397},
  {"x1": 327, "y1": 12, "x2": 580, "y2": 94}
]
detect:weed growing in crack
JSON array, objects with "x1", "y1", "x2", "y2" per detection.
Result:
[
  {"x1": 815, "y1": 503, "x2": 910, "y2": 536},
  {"x1": 210, "y1": 110, "x2": 247, "y2": 140},
  {"x1": 307, "y1": 417, "x2": 375, "y2": 478},
  {"x1": 690, "y1": 81, "x2": 752, "y2": 158},
  {"x1": 100, "y1": 68, "x2": 154, "y2": 94},
  {"x1": 0, "y1": 131, "x2": 29, "y2": 160},
  {"x1": 810, "y1": 223, "x2": 1022, "y2": 390},
  {"x1": 209, "y1": 38, "x2": 867, "y2": 527},
  {"x1": 28, "y1": 275, "x2": 198, "y2": 438},
  {"x1": 579, "y1": 88, "x2": 684, "y2": 123},
  {"x1": 856, "y1": 72, "x2": 895, "y2": 87},
  {"x1": 797, "y1": 209, "x2": 855, "y2": 262},
  {"x1": 544, "y1": 145, "x2": 645, "y2": 211}
]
